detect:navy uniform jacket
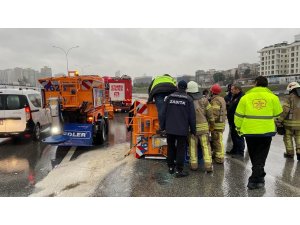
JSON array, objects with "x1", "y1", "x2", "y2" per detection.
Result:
[
  {"x1": 161, "y1": 90, "x2": 196, "y2": 136},
  {"x1": 227, "y1": 91, "x2": 244, "y2": 126}
]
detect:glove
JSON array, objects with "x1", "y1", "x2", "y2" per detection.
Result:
[
  {"x1": 277, "y1": 126, "x2": 285, "y2": 135},
  {"x1": 275, "y1": 120, "x2": 285, "y2": 135},
  {"x1": 236, "y1": 127, "x2": 242, "y2": 136},
  {"x1": 275, "y1": 119, "x2": 283, "y2": 127}
]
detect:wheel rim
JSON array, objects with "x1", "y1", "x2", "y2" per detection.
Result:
[
  {"x1": 102, "y1": 124, "x2": 107, "y2": 141},
  {"x1": 35, "y1": 125, "x2": 40, "y2": 139}
]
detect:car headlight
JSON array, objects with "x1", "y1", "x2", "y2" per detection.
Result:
[{"x1": 51, "y1": 126, "x2": 61, "y2": 135}]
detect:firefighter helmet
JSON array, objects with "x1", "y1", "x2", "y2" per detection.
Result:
[
  {"x1": 286, "y1": 82, "x2": 300, "y2": 92},
  {"x1": 186, "y1": 81, "x2": 199, "y2": 93},
  {"x1": 210, "y1": 84, "x2": 222, "y2": 95}
]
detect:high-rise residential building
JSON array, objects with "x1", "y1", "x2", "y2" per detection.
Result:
[
  {"x1": 237, "y1": 63, "x2": 259, "y2": 78},
  {"x1": 23, "y1": 68, "x2": 40, "y2": 86},
  {"x1": 223, "y1": 68, "x2": 238, "y2": 78},
  {"x1": 195, "y1": 70, "x2": 210, "y2": 84},
  {"x1": 258, "y1": 35, "x2": 300, "y2": 77},
  {"x1": 40, "y1": 66, "x2": 52, "y2": 77},
  {"x1": 0, "y1": 67, "x2": 51, "y2": 86}
]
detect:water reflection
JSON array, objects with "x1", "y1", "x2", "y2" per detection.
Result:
[
  {"x1": 108, "y1": 113, "x2": 130, "y2": 145},
  {"x1": 0, "y1": 137, "x2": 52, "y2": 196},
  {"x1": 274, "y1": 159, "x2": 300, "y2": 196}
]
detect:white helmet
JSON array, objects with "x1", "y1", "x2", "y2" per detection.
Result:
[
  {"x1": 286, "y1": 82, "x2": 300, "y2": 92},
  {"x1": 186, "y1": 81, "x2": 199, "y2": 93}
]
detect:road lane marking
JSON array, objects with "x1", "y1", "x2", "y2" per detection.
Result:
[{"x1": 60, "y1": 146, "x2": 77, "y2": 165}]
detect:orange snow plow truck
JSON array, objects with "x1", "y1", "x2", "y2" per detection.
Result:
[
  {"x1": 126, "y1": 100, "x2": 167, "y2": 159},
  {"x1": 39, "y1": 71, "x2": 109, "y2": 145}
]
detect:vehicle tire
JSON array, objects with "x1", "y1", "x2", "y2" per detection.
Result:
[
  {"x1": 99, "y1": 122, "x2": 107, "y2": 144},
  {"x1": 94, "y1": 122, "x2": 107, "y2": 145},
  {"x1": 33, "y1": 124, "x2": 41, "y2": 141},
  {"x1": 105, "y1": 119, "x2": 109, "y2": 134}
]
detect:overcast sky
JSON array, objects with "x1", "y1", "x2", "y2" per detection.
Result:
[{"x1": 1, "y1": 28, "x2": 300, "y2": 78}]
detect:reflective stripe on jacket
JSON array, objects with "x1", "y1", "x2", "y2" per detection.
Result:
[
  {"x1": 234, "y1": 86, "x2": 283, "y2": 136},
  {"x1": 210, "y1": 95, "x2": 226, "y2": 131},
  {"x1": 193, "y1": 96, "x2": 215, "y2": 135},
  {"x1": 278, "y1": 93, "x2": 300, "y2": 130},
  {"x1": 147, "y1": 75, "x2": 177, "y2": 102}
]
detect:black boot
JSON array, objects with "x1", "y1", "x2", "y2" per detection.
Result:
[
  {"x1": 168, "y1": 166, "x2": 175, "y2": 174},
  {"x1": 175, "y1": 169, "x2": 189, "y2": 178},
  {"x1": 284, "y1": 153, "x2": 294, "y2": 159},
  {"x1": 247, "y1": 181, "x2": 265, "y2": 190}
]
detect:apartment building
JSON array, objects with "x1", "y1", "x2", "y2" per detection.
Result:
[
  {"x1": 0, "y1": 66, "x2": 52, "y2": 86},
  {"x1": 258, "y1": 34, "x2": 300, "y2": 83},
  {"x1": 40, "y1": 66, "x2": 52, "y2": 77},
  {"x1": 195, "y1": 70, "x2": 214, "y2": 86}
]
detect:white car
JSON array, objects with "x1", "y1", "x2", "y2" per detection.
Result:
[{"x1": 0, "y1": 88, "x2": 52, "y2": 140}]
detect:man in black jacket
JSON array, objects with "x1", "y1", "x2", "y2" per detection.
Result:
[
  {"x1": 227, "y1": 84, "x2": 245, "y2": 157},
  {"x1": 161, "y1": 80, "x2": 196, "y2": 178}
]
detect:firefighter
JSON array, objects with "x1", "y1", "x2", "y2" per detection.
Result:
[
  {"x1": 148, "y1": 74, "x2": 177, "y2": 132},
  {"x1": 276, "y1": 82, "x2": 300, "y2": 160},
  {"x1": 210, "y1": 83, "x2": 226, "y2": 164},
  {"x1": 187, "y1": 81, "x2": 215, "y2": 172}
]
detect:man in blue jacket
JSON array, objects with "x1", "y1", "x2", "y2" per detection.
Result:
[{"x1": 161, "y1": 80, "x2": 196, "y2": 178}]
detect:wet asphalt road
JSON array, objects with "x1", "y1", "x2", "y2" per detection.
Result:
[
  {"x1": 94, "y1": 120, "x2": 300, "y2": 197},
  {"x1": 0, "y1": 132, "x2": 56, "y2": 196},
  {"x1": 1, "y1": 95, "x2": 300, "y2": 196},
  {"x1": 0, "y1": 113, "x2": 130, "y2": 197}
]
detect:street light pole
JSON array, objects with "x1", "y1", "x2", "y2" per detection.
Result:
[{"x1": 52, "y1": 45, "x2": 79, "y2": 74}]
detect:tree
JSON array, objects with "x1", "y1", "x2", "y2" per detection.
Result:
[
  {"x1": 224, "y1": 75, "x2": 234, "y2": 85},
  {"x1": 243, "y1": 68, "x2": 251, "y2": 78},
  {"x1": 234, "y1": 70, "x2": 240, "y2": 80},
  {"x1": 213, "y1": 72, "x2": 225, "y2": 83}
]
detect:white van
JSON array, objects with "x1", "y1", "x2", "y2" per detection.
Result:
[{"x1": 0, "y1": 88, "x2": 52, "y2": 140}]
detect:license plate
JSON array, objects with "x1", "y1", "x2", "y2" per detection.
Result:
[{"x1": 0, "y1": 120, "x2": 3, "y2": 125}]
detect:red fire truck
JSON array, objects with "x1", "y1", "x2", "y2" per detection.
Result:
[{"x1": 103, "y1": 75, "x2": 132, "y2": 112}]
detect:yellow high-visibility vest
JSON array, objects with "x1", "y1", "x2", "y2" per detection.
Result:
[
  {"x1": 150, "y1": 75, "x2": 176, "y2": 91},
  {"x1": 234, "y1": 87, "x2": 282, "y2": 136}
]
